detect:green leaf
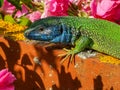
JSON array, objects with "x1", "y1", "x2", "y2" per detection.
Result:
[
  {"x1": 7, "y1": 0, "x2": 21, "y2": 10},
  {"x1": 19, "y1": 16, "x2": 31, "y2": 26},
  {"x1": 4, "y1": 15, "x2": 16, "y2": 24},
  {"x1": 0, "y1": 0, "x2": 3, "y2": 7}
]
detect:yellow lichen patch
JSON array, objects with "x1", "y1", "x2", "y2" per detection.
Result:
[
  {"x1": 100, "y1": 55, "x2": 120, "y2": 65},
  {"x1": 5, "y1": 33, "x2": 26, "y2": 41},
  {"x1": 0, "y1": 19, "x2": 27, "y2": 41}
]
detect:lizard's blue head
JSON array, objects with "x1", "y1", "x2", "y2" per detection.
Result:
[{"x1": 24, "y1": 17, "x2": 72, "y2": 43}]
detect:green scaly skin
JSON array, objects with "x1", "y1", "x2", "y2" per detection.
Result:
[{"x1": 24, "y1": 16, "x2": 120, "y2": 62}]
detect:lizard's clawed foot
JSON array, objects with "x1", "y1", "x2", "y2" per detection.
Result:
[{"x1": 58, "y1": 48, "x2": 75, "y2": 64}]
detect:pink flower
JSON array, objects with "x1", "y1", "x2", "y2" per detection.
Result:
[
  {"x1": 0, "y1": 0, "x2": 16, "y2": 15},
  {"x1": 0, "y1": 69, "x2": 16, "y2": 90},
  {"x1": 90, "y1": 0, "x2": 120, "y2": 23},
  {"x1": 0, "y1": 0, "x2": 28, "y2": 18},
  {"x1": 15, "y1": 5, "x2": 28, "y2": 18},
  {"x1": 26, "y1": 11, "x2": 41, "y2": 22},
  {"x1": 41, "y1": 0, "x2": 69, "y2": 18}
]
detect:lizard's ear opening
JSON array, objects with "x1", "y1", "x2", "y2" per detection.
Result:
[{"x1": 60, "y1": 25, "x2": 63, "y2": 34}]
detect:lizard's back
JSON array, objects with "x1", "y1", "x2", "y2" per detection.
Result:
[{"x1": 60, "y1": 16, "x2": 120, "y2": 59}]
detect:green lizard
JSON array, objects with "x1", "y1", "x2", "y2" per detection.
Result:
[{"x1": 24, "y1": 16, "x2": 120, "y2": 63}]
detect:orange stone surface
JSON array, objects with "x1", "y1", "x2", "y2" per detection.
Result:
[{"x1": 0, "y1": 37, "x2": 120, "y2": 90}]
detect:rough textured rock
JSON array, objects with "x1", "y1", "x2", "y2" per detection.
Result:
[{"x1": 0, "y1": 37, "x2": 120, "y2": 90}]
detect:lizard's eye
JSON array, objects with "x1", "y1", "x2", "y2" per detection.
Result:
[{"x1": 39, "y1": 27, "x2": 44, "y2": 31}]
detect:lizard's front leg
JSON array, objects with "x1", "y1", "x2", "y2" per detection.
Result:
[{"x1": 59, "y1": 36, "x2": 93, "y2": 63}]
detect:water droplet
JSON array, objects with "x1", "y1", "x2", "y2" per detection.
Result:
[
  {"x1": 33, "y1": 57, "x2": 41, "y2": 65},
  {"x1": 51, "y1": 80, "x2": 55, "y2": 84},
  {"x1": 74, "y1": 63, "x2": 79, "y2": 68},
  {"x1": 49, "y1": 73, "x2": 53, "y2": 77},
  {"x1": 48, "y1": 87, "x2": 53, "y2": 90}
]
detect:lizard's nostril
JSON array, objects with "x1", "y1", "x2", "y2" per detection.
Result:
[{"x1": 24, "y1": 30, "x2": 30, "y2": 37}]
